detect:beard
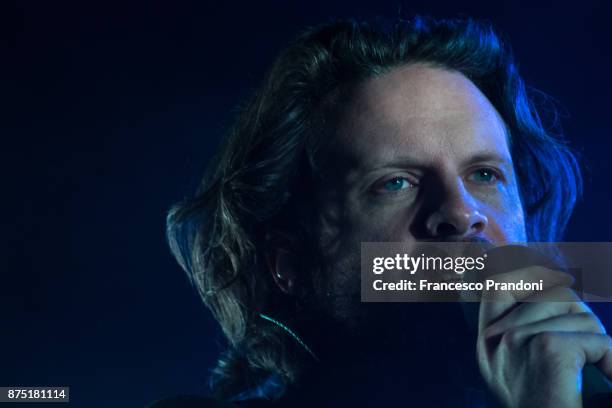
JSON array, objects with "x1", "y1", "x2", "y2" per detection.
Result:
[{"x1": 295, "y1": 232, "x2": 492, "y2": 362}]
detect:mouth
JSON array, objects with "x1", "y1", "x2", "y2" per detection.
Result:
[
  {"x1": 417, "y1": 236, "x2": 494, "y2": 246},
  {"x1": 422, "y1": 268, "x2": 465, "y2": 283},
  {"x1": 437, "y1": 271, "x2": 465, "y2": 282}
]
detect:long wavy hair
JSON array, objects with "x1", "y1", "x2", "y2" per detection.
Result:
[{"x1": 166, "y1": 16, "x2": 581, "y2": 399}]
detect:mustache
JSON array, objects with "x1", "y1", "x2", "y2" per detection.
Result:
[
  {"x1": 417, "y1": 236, "x2": 495, "y2": 258},
  {"x1": 417, "y1": 236, "x2": 493, "y2": 245}
]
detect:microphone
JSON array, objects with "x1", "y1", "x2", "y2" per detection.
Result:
[{"x1": 460, "y1": 244, "x2": 612, "y2": 407}]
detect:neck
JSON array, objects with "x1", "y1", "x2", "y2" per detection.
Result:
[{"x1": 284, "y1": 302, "x2": 484, "y2": 404}]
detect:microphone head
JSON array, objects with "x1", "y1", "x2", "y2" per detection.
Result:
[{"x1": 482, "y1": 244, "x2": 560, "y2": 278}]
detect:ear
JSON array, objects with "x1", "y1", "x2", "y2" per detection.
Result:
[{"x1": 266, "y1": 246, "x2": 298, "y2": 295}]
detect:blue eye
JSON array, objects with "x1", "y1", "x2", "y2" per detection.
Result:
[
  {"x1": 469, "y1": 168, "x2": 498, "y2": 183},
  {"x1": 382, "y1": 177, "x2": 412, "y2": 192}
]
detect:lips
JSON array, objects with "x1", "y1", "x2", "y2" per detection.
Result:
[{"x1": 426, "y1": 269, "x2": 464, "y2": 283}]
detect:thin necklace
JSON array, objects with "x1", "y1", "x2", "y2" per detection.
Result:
[{"x1": 258, "y1": 313, "x2": 320, "y2": 362}]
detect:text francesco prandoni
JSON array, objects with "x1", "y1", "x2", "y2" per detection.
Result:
[{"x1": 371, "y1": 253, "x2": 545, "y2": 292}]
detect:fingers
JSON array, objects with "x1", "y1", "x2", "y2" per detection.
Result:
[
  {"x1": 483, "y1": 287, "x2": 599, "y2": 338},
  {"x1": 477, "y1": 330, "x2": 612, "y2": 408},
  {"x1": 526, "y1": 332, "x2": 612, "y2": 370},
  {"x1": 596, "y1": 347, "x2": 612, "y2": 379},
  {"x1": 475, "y1": 266, "x2": 611, "y2": 405},
  {"x1": 483, "y1": 313, "x2": 606, "y2": 351},
  {"x1": 482, "y1": 266, "x2": 574, "y2": 302},
  {"x1": 478, "y1": 266, "x2": 574, "y2": 331}
]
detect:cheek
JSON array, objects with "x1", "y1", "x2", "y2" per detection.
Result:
[
  {"x1": 347, "y1": 191, "x2": 527, "y2": 244},
  {"x1": 348, "y1": 200, "x2": 417, "y2": 242},
  {"x1": 314, "y1": 200, "x2": 413, "y2": 297},
  {"x1": 492, "y1": 207, "x2": 526, "y2": 242},
  {"x1": 486, "y1": 187, "x2": 527, "y2": 243}
]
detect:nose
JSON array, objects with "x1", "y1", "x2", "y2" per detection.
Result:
[{"x1": 424, "y1": 178, "x2": 488, "y2": 239}]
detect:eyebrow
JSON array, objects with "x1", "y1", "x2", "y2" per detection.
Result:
[
  {"x1": 360, "y1": 150, "x2": 513, "y2": 172},
  {"x1": 460, "y1": 151, "x2": 513, "y2": 167}
]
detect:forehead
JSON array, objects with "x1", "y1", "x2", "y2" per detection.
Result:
[{"x1": 334, "y1": 64, "x2": 511, "y2": 168}]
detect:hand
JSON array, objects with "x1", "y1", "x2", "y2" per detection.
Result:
[{"x1": 476, "y1": 266, "x2": 612, "y2": 408}]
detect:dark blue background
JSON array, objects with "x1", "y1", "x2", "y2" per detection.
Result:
[{"x1": 3, "y1": 1, "x2": 612, "y2": 406}]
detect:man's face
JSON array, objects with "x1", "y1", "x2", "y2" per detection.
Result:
[{"x1": 310, "y1": 64, "x2": 527, "y2": 323}]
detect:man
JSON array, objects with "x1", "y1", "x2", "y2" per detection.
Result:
[{"x1": 163, "y1": 17, "x2": 611, "y2": 407}]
